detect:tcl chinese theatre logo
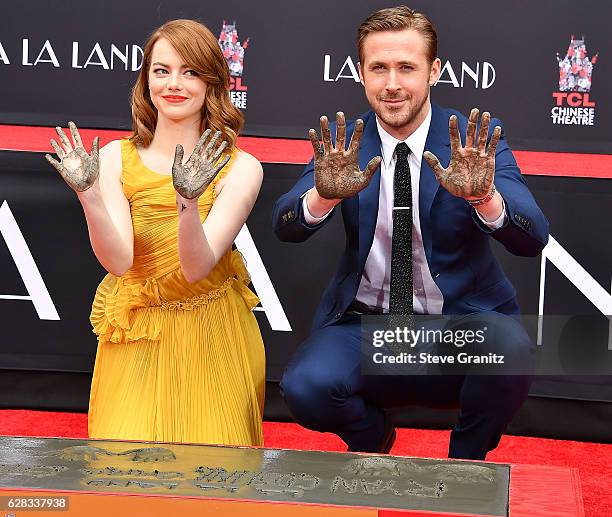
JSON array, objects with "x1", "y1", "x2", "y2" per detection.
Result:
[
  {"x1": 218, "y1": 20, "x2": 249, "y2": 110},
  {"x1": 551, "y1": 35, "x2": 599, "y2": 126}
]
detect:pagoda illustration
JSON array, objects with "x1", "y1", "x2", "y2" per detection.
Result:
[
  {"x1": 218, "y1": 21, "x2": 250, "y2": 77},
  {"x1": 557, "y1": 35, "x2": 598, "y2": 92}
]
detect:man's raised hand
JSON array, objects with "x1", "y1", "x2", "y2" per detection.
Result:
[
  {"x1": 309, "y1": 112, "x2": 381, "y2": 200},
  {"x1": 423, "y1": 108, "x2": 501, "y2": 200},
  {"x1": 172, "y1": 129, "x2": 230, "y2": 200},
  {"x1": 45, "y1": 122, "x2": 100, "y2": 192}
]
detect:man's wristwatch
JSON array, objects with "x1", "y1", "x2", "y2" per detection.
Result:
[{"x1": 467, "y1": 184, "x2": 496, "y2": 206}]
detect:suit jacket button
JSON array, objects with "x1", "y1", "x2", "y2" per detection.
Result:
[{"x1": 335, "y1": 312, "x2": 342, "y2": 319}]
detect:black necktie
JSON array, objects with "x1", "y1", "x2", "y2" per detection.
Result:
[{"x1": 389, "y1": 142, "x2": 413, "y2": 316}]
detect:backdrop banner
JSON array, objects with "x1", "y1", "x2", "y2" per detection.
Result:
[
  {"x1": 0, "y1": 0, "x2": 610, "y2": 153},
  {"x1": 1, "y1": 152, "x2": 611, "y2": 402}
]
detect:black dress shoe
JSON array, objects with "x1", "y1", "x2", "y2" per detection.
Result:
[{"x1": 346, "y1": 413, "x2": 397, "y2": 453}]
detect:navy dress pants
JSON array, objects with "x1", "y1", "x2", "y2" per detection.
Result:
[{"x1": 280, "y1": 311, "x2": 534, "y2": 460}]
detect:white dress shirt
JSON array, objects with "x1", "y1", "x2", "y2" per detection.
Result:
[{"x1": 303, "y1": 104, "x2": 506, "y2": 314}]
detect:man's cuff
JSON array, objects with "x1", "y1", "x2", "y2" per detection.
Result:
[
  {"x1": 302, "y1": 189, "x2": 333, "y2": 225},
  {"x1": 475, "y1": 198, "x2": 507, "y2": 230}
]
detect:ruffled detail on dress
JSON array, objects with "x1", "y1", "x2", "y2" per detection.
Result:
[
  {"x1": 90, "y1": 274, "x2": 163, "y2": 344},
  {"x1": 90, "y1": 250, "x2": 259, "y2": 345}
]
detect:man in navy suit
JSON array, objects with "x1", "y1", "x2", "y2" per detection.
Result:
[{"x1": 272, "y1": 6, "x2": 549, "y2": 460}]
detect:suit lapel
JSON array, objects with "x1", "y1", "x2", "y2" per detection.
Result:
[
  {"x1": 358, "y1": 112, "x2": 382, "y2": 270},
  {"x1": 420, "y1": 104, "x2": 451, "y2": 265}
]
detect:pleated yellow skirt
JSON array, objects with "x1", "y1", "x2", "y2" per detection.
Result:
[{"x1": 88, "y1": 283, "x2": 265, "y2": 446}]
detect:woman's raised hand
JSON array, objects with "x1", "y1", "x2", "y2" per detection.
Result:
[
  {"x1": 45, "y1": 122, "x2": 100, "y2": 192},
  {"x1": 172, "y1": 129, "x2": 231, "y2": 200}
]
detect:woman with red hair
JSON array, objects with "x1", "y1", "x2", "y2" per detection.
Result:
[{"x1": 45, "y1": 19, "x2": 265, "y2": 446}]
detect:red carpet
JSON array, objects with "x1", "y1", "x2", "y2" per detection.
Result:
[{"x1": 0, "y1": 410, "x2": 609, "y2": 515}]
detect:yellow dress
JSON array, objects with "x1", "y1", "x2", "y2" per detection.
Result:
[{"x1": 87, "y1": 139, "x2": 265, "y2": 446}]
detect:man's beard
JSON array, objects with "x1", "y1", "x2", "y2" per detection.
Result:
[{"x1": 375, "y1": 93, "x2": 428, "y2": 130}]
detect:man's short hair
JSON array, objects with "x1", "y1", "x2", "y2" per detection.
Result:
[{"x1": 358, "y1": 5, "x2": 438, "y2": 65}]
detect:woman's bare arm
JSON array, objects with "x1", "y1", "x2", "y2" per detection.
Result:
[
  {"x1": 176, "y1": 151, "x2": 262, "y2": 283},
  {"x1": 78, "y1": 140, "x2": 134, "y2": 275},
  {"x1": 46, "y1": 126, "x2": 133, "y2": 276}
]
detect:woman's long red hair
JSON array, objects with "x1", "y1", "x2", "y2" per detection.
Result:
[{"x1": 130, "y1": 19, "x2": 243, "y2": 149}]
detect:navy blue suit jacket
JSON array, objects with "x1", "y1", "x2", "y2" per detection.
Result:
[{"x1": 273, "y1": 104, "x2": 549, "y2": 330}]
